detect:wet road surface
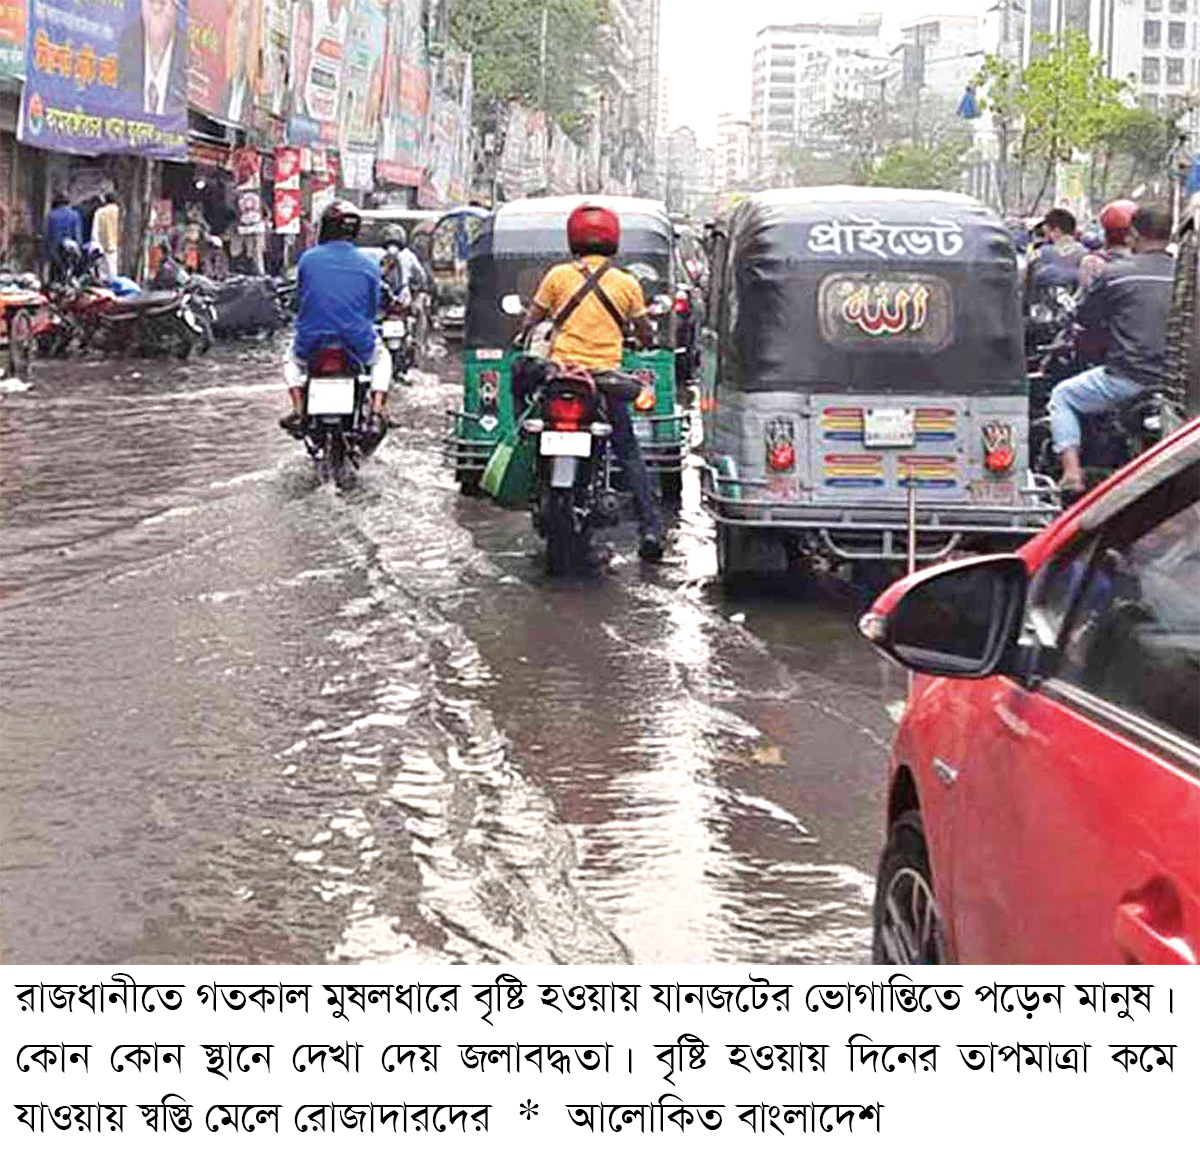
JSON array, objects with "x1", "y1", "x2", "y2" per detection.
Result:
[{"x1": 0, "y1": 342, "x2": 906, "y2": 964}]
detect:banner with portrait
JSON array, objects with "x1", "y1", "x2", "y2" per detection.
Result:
[
  {"x1": 273, "y1": 145, "x2": 301, "y2": 234},
  {"x1": 19, "y1": 0, "x2": 189, "y2": 158},
  {"x1": 422, "y1": 48, "x2": 471, "y2": 207},
  {"x1": 0, "y1": 0, "x2": 25, "y2": 79},
  {"x1": 289, "y1": 0, "x2": 350, "y2": 147}
]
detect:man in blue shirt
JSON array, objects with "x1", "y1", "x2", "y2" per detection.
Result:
[
  {"x1": 44, "y1": 192, "x2": 83, "y2": 280},
  {"x1": 281, "y1": 200, "x2": 393, "y2": 436}
]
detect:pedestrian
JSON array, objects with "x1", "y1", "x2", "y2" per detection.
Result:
[
  {"x1": 92, "y1": 191, "x2": 121, "y2": 279},
  {"x1": 43, "y1": 192, "x2": 83, "y2": 282}
]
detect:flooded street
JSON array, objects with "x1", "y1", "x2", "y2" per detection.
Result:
[{"x1": 0, "y1": 342, "x2": 905, "y2": 965}]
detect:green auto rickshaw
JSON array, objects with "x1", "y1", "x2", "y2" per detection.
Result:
[{"x1": 444, "y1": 195, "x2": 691, "y2": 500}]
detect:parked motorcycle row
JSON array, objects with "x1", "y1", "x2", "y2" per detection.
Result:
[{"x1": 0, "y1": 257, "x2": 297, "y2": 378}]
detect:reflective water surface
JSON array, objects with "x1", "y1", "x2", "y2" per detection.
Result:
[{"x1": 0, "y1": 343, "x2": 905, "y2": 964}]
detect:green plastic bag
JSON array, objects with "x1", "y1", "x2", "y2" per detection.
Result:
[{"x1": 481, "y1": 417, "x2": 537, "y2": 509}]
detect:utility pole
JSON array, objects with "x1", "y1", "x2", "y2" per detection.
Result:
[{"x1": 539, "y1": 5, "x2": 549, "y2": 115}]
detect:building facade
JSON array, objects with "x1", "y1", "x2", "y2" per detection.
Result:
[
  {"x1": 715, "y1": 112, "x2": 752, "y2": 190},
  {"x1": 748, "y1": 16, "x2": 884, "y2": 178}
]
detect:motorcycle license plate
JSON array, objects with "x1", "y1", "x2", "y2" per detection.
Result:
[
  {"x1": 967, "y1": 480, "x2": 1017, "y2": 506},
  {"x1": 633, "y1": 419, "x2": 653, "y2": 442},
  {"x1": 540, "y1": 431, "x2": 591, "y2": 457},
  {"x1": 863, "y1": 407, "x2": 915, "y2": 448},
  {"x1": 307, "y1": 377, "x2": 356, "y2": 415},
  {"x1": 382, "y1": 319, "x2": 406, "y2": 338}
]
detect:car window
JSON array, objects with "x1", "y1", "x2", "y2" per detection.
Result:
[{"x1": 1035, "y1": 471, "x2": 1200, "y2": 744}]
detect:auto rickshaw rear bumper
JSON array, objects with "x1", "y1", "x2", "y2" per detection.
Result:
[{"x1": 700, "y1": 461, "x2": 1060, "y2": 561}]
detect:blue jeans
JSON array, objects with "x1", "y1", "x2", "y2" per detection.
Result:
[
  {"x1": 607, "y1": 399, "x2": 663, "y2": 538},
  {"x1": 1049, "y1": 365, "x2": 1146, "y2": 453}
]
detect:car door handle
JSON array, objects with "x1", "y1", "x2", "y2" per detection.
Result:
[{"x1": 1114, "y1": 893, "x2": 1197, "y2": 966}]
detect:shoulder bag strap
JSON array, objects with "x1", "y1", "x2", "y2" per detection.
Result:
[{"x1": 552, "y1": 259, "x2": 620, "y2": 330}]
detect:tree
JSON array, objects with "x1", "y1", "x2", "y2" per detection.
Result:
[
  {"x1": 774, "y1": 143, "x2": 854, "y2": 187},
  {"x1": 813, "y1": 96, "x2": 902, "y2": 184},
  {"x1": 448, "y1": 0, "x2": 607, "y2": 141},
  {"x1": 1093, "y1": 106, "x2": 1179, "y2": 202},
  {"x1": 974, "y1": 30, "x2": 1129, "y2": 214},
  {"x1": 870, "y1": 143, "x2": 966, "y2": 192}
]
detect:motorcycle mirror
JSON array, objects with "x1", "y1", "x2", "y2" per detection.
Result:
[{"x1": 500, "y1": 293, "x2": 524, "y2": 316}]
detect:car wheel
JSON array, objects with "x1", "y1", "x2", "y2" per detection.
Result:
[{"x1": 872, "y1": 808, "x2": 948, "y2": 965}]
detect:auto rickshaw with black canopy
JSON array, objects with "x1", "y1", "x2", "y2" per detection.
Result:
[{"x1": 698, "y1": 187, "x2": 1058, "y2": 586}]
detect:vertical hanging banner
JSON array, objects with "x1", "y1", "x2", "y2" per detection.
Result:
[
  {"x1": 0, "y1": 0, "x2": 25, "y2": 78},
  {"x1": 219, "y1": 0, "x2": 261, "y2": 127},
  {"x1": 258, "y1": 0, "x2": 291, "y2": 119},
  {"x1": 20, "y1": 0, "x2": 189, "y2": 158},
  {"x1": 185, "y1": 0, "x2": 225, "y2": 117},
  {"x1": 341, "y1": 0, "x2": 385, "y2": 147},
  {"x1": 289, "y1": 0, "x2": 350, "y2": 146},
  {"x1": 273, "y1": 145, "x2": 301, "y2": 234},
  {"x1": 376, "y1": 0, "x2": 402, "y2": 168},
  {"x1": 397, "y1": 0, "x2": 429, "y2": 181},
  {"x1": 232, "y1": 146, "x2": 263, "y2": 233}
]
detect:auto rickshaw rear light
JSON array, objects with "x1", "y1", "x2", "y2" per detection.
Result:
[
  {"x1": 546, "y1": 394, "x2": 587, "y2": 430},
  {"x1": 634, "y1": 386, "x2": 656, "y2": 411},
  {"x1": 767, "y1": 443, "x2": 796, "y2": 472},
  {"x1": 311, "y1": 347, "x2": 348, "y2": 374},
  {"x1": 985, "y1": 447, "x2": 1015, "y2": 473}
]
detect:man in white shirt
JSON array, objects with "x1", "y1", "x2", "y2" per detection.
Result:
[{"x1": 118, "y1": 0, "x2": 184, "y2": 117}]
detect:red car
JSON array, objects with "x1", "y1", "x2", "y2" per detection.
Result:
[{"x1": 861, "y1": 417, "x2": 1199, "y2": 964}]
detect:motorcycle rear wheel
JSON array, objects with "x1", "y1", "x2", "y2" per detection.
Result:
[{"x1": 544, "y1": 489, "x2": 578, "y2": 576}]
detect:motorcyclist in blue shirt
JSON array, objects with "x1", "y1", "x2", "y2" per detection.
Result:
[{"x1": 281, "y1": 200, "x2": 392, "y2": 437}]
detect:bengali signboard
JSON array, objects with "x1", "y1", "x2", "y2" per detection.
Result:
[
  {"x1": 20, "y1": 0, "x2": 188, "y2": 158},
  {"x1": 393, "y1": 0, "x2": 428, "y2": 184},
  {"x1": 0, "y1": 0, "x2": 25, "y2": 79},
  {"x1": 289, "y1": 0, "x2": 349, "y2": 146}
]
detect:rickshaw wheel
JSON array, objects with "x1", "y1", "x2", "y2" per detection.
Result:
[
  {"x1": 659, "y1": 471, "x2": 683, "y2": 506},
  {"x1": 8, "y1": 309, "x2": 34, "y2": 378}
]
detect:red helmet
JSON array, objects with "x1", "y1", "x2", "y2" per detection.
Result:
[
  {"x1": 1099, "y1": 199, "x2": 1137, "y2": 247},
  {"x1": 567, "y1": 203, "x2": 620, "y2": 256}
]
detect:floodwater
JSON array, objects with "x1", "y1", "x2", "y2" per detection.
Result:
[{"x1": 0, "y1": 341, "x2": 906, "y2": 964}]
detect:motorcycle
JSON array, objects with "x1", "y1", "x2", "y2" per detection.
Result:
[
  {"x1": 65, "y1": 274, "x2": 199, "y2": 359},
  {"x1": 1028, "y1": 319, "x2": 1181, "y2": 493},
  {"x1": 292, "y1": 347, "x2": 385, "y2": 488},
  {"x1": 515, "y1": 352, "x2": 641, "y2": 576},
  {"x1": 378, "y1": 286, "x2": 419, "y2": 382},
  {"x1": 0, "y1": 274, "x2": 71, "y2": 370}
]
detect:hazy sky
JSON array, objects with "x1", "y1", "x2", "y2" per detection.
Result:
[{"x1": 660, "y1": 0, "x2": 984, "y2": 145}]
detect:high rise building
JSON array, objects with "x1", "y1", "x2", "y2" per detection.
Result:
[
  {"x1": 716, "y1": 112, "x2": 753, "y2": 190},
  {"x1": 748, "y1": 15, "x2": 884, "y2": 178}
]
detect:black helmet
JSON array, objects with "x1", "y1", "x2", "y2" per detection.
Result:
[
  {"x1": 319, "y1": 199, "x2": 362, "y2": 244},
  {"x1": 381, "y1": 223, "x2": 407, "y2": 248},
  {"x1": 57, "y1": 237, "x2": 82, "y2": 268}
]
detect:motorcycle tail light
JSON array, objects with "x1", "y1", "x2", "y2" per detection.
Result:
[
  {"x1": 522, "y1": 418, "x2": 545, "y2": 434},
  {"x1": 634, "y1": 386, "x2": 656, "y2": 411},
  {"x1": 311, "y1": 348, "x2": 348, "y2": 374},
  {"x1": 546, "y1": 394, "x2": 587, "y2": 430},
  {"x1": 674, "y1": 290, "x2": 690, "y2": 315}
]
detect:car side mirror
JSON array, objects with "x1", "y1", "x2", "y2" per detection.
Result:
[
  {"x1": 859, "y1": 555, "x2": 1029, "y2": 678},
  {"x1": 500, "y1": 293, "x2": 524, "y2": 316}
]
